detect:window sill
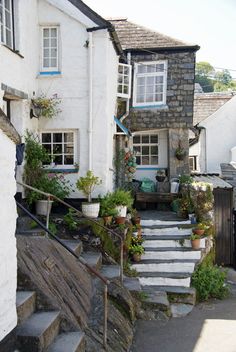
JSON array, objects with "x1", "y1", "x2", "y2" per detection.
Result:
[
  {"x1": 1, "y1": 44, "x2": 24, "y2": 58},
  {"x1": 37, "y1": 71, "x2": 62, "y2": 78},
  {"x1": 132, "y1": 104, "x2": 169, "y2": 111},
  {"x1": 46, "y1": 168, "x2": 79, "y2": 174}
]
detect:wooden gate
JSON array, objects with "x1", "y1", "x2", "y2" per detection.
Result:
[{"x1": 214, "y1": 188, "x2": 233, "y2": 266}]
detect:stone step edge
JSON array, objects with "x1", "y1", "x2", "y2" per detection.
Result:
[{"x1": 136, "y1": 272, "x2": 192, "y2": 279}]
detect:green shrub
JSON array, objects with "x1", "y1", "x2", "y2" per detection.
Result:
[
  {"x1": 63, "y1": 209, "x2": 79, "y2": 231},
  {"x1": 109, "y1": 189, "x2": 134, "y2": 208},
  {"x1": 191, "y1": 263, "x2": 229, "y2": 301},
  {"x1": 76, "y1": 170, "x2": 102, "y2": 202}
]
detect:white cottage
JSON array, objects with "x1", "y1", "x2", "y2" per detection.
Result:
[{"x1": 0, "y1": 0, "x2": 121, "y2": 345}]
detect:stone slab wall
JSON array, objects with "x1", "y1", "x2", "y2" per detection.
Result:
[
  {"x1": 125, "y1": 51, "x2": 196, "y2": 131},
  {"x1": 0, "y1": 128, "x2": 18, "y2": 342}
]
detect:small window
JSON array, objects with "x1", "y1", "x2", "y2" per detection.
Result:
[
  {"x1": 133, "y1": 133, "x2": 158, "y2": 166},
  {"x1": 41, "y1": 26, "x2": 59, "y2": 72},
  {"x1": 133, "y1": 61, "x2": 167, "y2": 107},
  {"x1": 117, "y1": 63, "x2": 132, "y2": 98},
  {"x1": 0, "y1": 0, "x2": 14, "y2": 48},
  {"x1": 41, "y1": 131, "x2": 75, "y2": 167},
  {"x1": 189, "y1": 156, "x2": 197, "y2": 172}
]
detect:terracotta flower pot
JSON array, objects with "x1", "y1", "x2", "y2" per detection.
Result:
[
  {"x1": 132, "y1": 216, "x2": 141, "y2": 225},
  {"x1": 193, "y1": 229, "x2": 205, "y2": 236},
  {"x1": 103, "y1": 216, "x2": 113, "y2": 226},
  {"x1": 133, "y1": 253, "x2": 142, "y2": 262},
  {"x1": 115, "y1": 216, "x2": 126, "y2": 225},
  {"x1": 191, "y1": 238, "x2": 200, "y2": 250}
]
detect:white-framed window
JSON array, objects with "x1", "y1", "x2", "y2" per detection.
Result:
[
  {"x1": 189, "y1": 156, "x2": 198, "y2": 172},
  {"x1": 117, "y1": 63, "x2": 132, "y2": 98},
  {"x1": 41, "y1": 26, "x2": 59, "y2": 72},
  {"x1": 0, "y1": 0, "x2": 14, "y2": 48},
  {"x1": 41, "y1": 131, "x2": 76, "y2": 168},
  {"x1": 133, "y1": 61, "x2": 167, "y2": 107},
  {"x1": 133, "y1": 133, "x2": 158, "y2": 166}
]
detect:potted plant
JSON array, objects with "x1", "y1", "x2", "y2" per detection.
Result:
[
  {"x1": 129, "y1": 244, "x2": 145, "y2": 262},
  {"x1": 190, "y1": 234, "x2": 201, "y2": 250},
  {"x1": 192, "y1": 223, "x2": 208, "y2": 236},
  {"x1": 156, "y1": 169, "x2": 166, "y2": 182},
  {"x1": 109, "y1": 189, "x2": 133, "y2": 218},
  {"x1": 175, "y1": 142, "x2": 187, "y2": 161},
  {"x1": 76, "y1": 170, "x2": 102, "y2": 218},
  {"x1": 99, "y1": 193, "x2": 118, "y2": 225},
  {"x1": 130, "y1": 208, "x2": 141, "y2": 225},
  {"x1": 31, "y1": 94, "x2": 61, "y2": 119}
]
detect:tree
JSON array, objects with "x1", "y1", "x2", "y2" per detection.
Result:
[{"x1": 195, "y1": 62, "x2": 215, "y2": 92}]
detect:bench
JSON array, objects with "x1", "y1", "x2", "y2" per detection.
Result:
[{"x1": 135, "y1": 192, "x2": 178, "y2": 210}]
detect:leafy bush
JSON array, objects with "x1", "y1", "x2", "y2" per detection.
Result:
[
  {"x1": 191, "y1": 263, "x2": 229, "y2": 301},
  {"x1": 76, "y1": 170, "x2": 102, "y2": 202},
  {"x1": 109, "y1": 189, "x2": 134, "y2": 208},
  {"x1": 99, "y1": 193, "x2": 118, "y2": 217},
  {"x1": 63, "y1": 209, "x2": 79, "y2": 231}
]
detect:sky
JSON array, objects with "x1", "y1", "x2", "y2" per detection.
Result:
[{"x1": 84, "y1": 0, "x2": 236, "y2": 77}]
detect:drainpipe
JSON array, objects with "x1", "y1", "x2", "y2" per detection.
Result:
[
  {"x1": 88, "y1": 31, "x2": 93, "y2": 171},
  {"x1": 120, "y1": 51, "x2": 131, "y2": 123}
]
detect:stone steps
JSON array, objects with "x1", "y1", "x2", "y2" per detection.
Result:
[
  {"x1": 132, "y1": 262, "x2": 196, "y2": 274},
  {"x1": 61, "y1": 239, "x2": 83, "y2": 257},
  {"x1": 16, "y1": 291, "x2": 85, "y2": 352},
  {"x1": 139, "y1": 275, "x2": 191, "y2": 288},
  {"x1": 80, "y1": 251, "x2": 102, "y2": 270},
  {"x1": 143, "y1": 238, "x2": 206, "y2": 249},
  {"x1": 142, "y1": 249, "x2": 201, "y2": 260}
]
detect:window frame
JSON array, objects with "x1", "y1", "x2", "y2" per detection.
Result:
[
  {"x1": 132, "y1": 133, "x2": 159, "y2": 167},
  {"x1": 41, "y1": 25, "x2": 59, "y2": 72},
  {"x1": 133, "y1": 60, "x2": 167, "y2": 107},
  {"x1": 40, "y1": 131, "x2": 77, "y2": 169},
  {"x1": 0, "y1": 0, "x2": 14, "y2": 49},
  {"x1": 117, "y1": 63, "x2": 132, "y2": 99},
  {"x1": 189, "y1": 155, "x2": 198, "y2": 172}
]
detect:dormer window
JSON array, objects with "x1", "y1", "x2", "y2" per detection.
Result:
[
  {"x1": 133, "y1": 61, "x2": 167, "y2": 107},
  {"x1": 0, "y1": 0, "x2": 14, "y2": 49}
]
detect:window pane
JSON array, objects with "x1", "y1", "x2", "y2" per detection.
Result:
[
  {"x1": 136, "y1": 95, "x2": 144, "y2": 103},
  {"x1": 150, "y1": 135, "x2": 158, "y2": 143},
  {"x1": 53, "y1": 144, "x2": 62, "y2": 153},
  {"x1": 54, "y1": 155, "x2": 62, "y2": 164},
  {"x1": 155, "y1": 76, "x2": 164, "y2": 84},
  {"x1": 137, "y1": 77, "x2": 145, "y2": 85},
  {"x1": 151, "y1": 146, "x2": 158, "y2": 154},
  {"x1": 137, "y1": 65, "x2": 146, "y2": 74},
  {"x1": 118, "y1": 85, "x2": 123, "y2": 93},
  {"x1": 51, "y1": 38, "x2": 57, "y2": 47},
  {"x1": 64, "y1": 133, "x2": 73, "y2": 143},
  {"x1": 156, "y1": 63, "x2": 164, "y2": 72},
  {"x1": 123, "y1": 86, "x2": 128, "y2": 94},
  {"x1": 44, "y1": 38, "x2": 49, "y2": 47},
  {"x1": 151, "y1": 156, "x2": 158, "y2": 164},
  {"x1": 147, "y1": 76, "x2": 154, "y2": 85},
  {"x1": 44, "y1": 49, "x2": 49, "y2": 57},
  {"x1": 142, "y1": 156, "x2": 149, "y2": 165},
  {"x1": 42, "y1": 144, "x2": 51, "y2": 153},
  {"x1": 53, "y1": 133, "x2": 62, "y2": 143},
  {"x1": 133, "y1": 146, "x2": 141, "y2": 155},
  {"x1": 136, "y1": 156, "x2": 141, "y2": 165},
  {"x1": 51, "y1": 58, "x2": 57, "y2": 67},
  {"x1": 43, "y1": 58, "x2": 50, "y2": 67},
  {"x1": 5, "y1": 0, "x2": 10, "y2": 10},
  {"x1": 146, "y1": 94, "x2": 154, "y2": 102},
  {"x1": 64, "y1": 155, "x2": 74, "y2": 165},
  {"x1": 155, "y1": 85, "x2": 163, "y2": 93},
  {"x1": 43, "y1": 28, "x2": 49, "y2": 37},
  {"x1": 155, "y1": 94, "x2": 163, "y2": 102},
  {"x1": 42, "y1": 133, "x2": 51, "y2": 143},
  {"x1": 65, "y1": 145, "x2": 74, "y2": 154},
  {"x1": 51, "y1": 48, "x2": 57, "y2": 57},
  {"x1": 147, "y1": 64, "x2": 156, "y2": 73},
  {"x1": 133, "y1": 135, "x2": 140, "y2": 144},
  {"x1": 5, "y1": 10, "x2": 11, "y2": 28},
  {"x1": 142, "y1": 146, "x2": 149, "y2": 155},
  {"x1": 137, "y1": 86, "x2": 145, "y2": 95},
  {"x1": 142, "y1": 135, "x2": 149, "y2": 144},
  {"x1": 6, "y1": 29, "x2": 12, "y2": 46}
]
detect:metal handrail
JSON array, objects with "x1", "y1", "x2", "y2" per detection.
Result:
[
  {"x1": 16, "y1": 200, "x2": 109, "y2": 348},
  {"x1": 17, "y1": 181, "x2": 124, "y2": 283}
]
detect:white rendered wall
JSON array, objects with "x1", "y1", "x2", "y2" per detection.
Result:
[
  {"x1": 199, "y1": 96, "x2": 236, "y2": 174},
  {"x1": 0, "y1": 130, "x2": 17, "y2": 341}
]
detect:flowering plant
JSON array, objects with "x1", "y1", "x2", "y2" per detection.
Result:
[{"x1": 31, "y1": 94, "x2": 61, "y2": 118}]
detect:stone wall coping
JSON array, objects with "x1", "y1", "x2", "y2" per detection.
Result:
[{"x1": 0, "y1": 109, "x2": 21, "y2": 144}]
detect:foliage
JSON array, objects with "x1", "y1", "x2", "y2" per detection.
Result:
[
  {"x1": 190, "y1": 182, "x2": 214, "y2": 221},
  {"x1": 99, "y1": 193, "x2": 118, "y2": 217},
  {"x1": 191, "y1": 263, "x2": 229, "y2": 301},
  {"x1": 113, "y1": 149, "x2": 126, "y2": 188},
  {"x1": 76, "y1": 170, "x2": 102, "y2": 202},
  {"x1": 63, "y1": 209, "x2": 79, "y2": 231},
  {"x1": 48, "y1": 221, "x2": 57, "y2": 235},
  {"x1": 27, "y1": 173, "x2": 72, "y2": 204},
  {"x1": 190, "y1": 234, "x2": 201, "y2": 240},
  {"x1": 124, "y1": 149, "x2": 137, "y2": 182},
  {"x1": 194, "y1": 222, "x2": 209, "y2": 231},
  {"x1": 124, "y1": 262, "x2": 138, "y2": 277},
  {"x1": 179, "y1": 174, "x2": 193, "y2": 185},
  {"x1": 109, "y1": 189, "x2": 134, "y2": 208},
  {"x1": 32, "y1": 94, "x2": 61, "y2": 119},
  {"x1": 131, "y1": 236, "x2": 144, "y2": 246},
  {"x1": 129, "y1": 244, "x2": 145, "y2": 255},
  {"x1": 175, "y1": 145, "x2": 186, "y2": 160}
]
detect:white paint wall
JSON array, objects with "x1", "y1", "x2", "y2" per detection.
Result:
[
  {"x1": 0, "y1": 130, "x2": 17, "y2": 341},
  {"x1": 0, "y1": 0, "x2": 119, "y2": 198},
  {"x1": 192, "y1": 96, "x2": 236, "y2": 174}
]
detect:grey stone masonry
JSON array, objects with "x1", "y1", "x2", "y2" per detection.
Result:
[{"x1": 124, "y1": 51, "x2": 196, "y2": 131}]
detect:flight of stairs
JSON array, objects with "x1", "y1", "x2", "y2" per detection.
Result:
[
  {"x1": 16, "y1": 291, "x2": 85, "y2": 352},
  {"x1": 131, "y1": 220, "x2": 206, "y2": 317}
]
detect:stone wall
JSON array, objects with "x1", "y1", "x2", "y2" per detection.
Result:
[
  {"x1": 168, "y1": 128, "x2": 190, "y2": 178},
  {"x1": 124, "y1": 51, "x2": 196, "y2": 131},
  {"x1": 0, "y1": 121, "x2": 19, "y2": 342}
]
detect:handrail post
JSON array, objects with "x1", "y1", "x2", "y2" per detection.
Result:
[
  {"x1": 120, "y1": 239, "x2": 124, "y2": 284},
  {"x1": 103, "y1": 284, "x2": 108, "y2": 349},
  {"x1": 46, "y1": 195, "x2": 51, "y2": 231}
]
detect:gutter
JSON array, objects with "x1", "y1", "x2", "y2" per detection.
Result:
[{"x1": 88, "y1": 32, "x2": 93, "y2": 170}]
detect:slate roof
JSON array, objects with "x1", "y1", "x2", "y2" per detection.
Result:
[
  {"x1": 193, "y1": 92, "x2": 234, "y2": 126},
  {"x1": 109, "y1": 18, "x2": 199, "y2": 51},
  {"x1": 192, "y1": 174, "x2": 232, "y2": 189}
]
